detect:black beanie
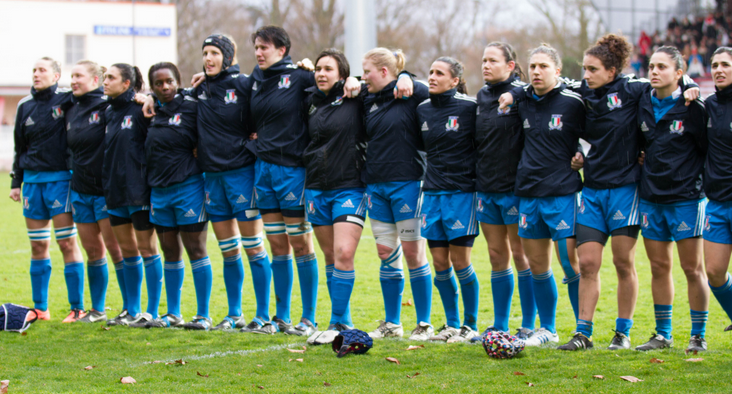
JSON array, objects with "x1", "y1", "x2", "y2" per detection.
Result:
[{"x1": 202, "y1": 34, "x2": 235, "y2": 70}]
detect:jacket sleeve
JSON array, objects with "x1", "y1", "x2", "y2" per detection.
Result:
[
  {"x1": 11, "y1": 102, "x2": 26, "y2": 189},
  {"x1": 558, "y1": 77, "x2": 582, "y2": 92},
  {"x1": 508, "y1": 84, "x2": 529, "y2": 103},
  {"x1": 691, "y1": 100, "x2": 708, "y2": 156}
]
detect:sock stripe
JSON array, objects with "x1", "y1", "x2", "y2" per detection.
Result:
[
  {"x1": 380, "y1": 268, "x2": 404, "y2": 280},
  {"x1": 562, "y1": 272, "x2": 581, "y2": 284},
  {"x1": 123, "y1": 256, "x2": 142, "y2": 267},
  {"x1": 164, "y1": 260, "x2": 185, "y2": 270},
  {"x1": 88, "y1": 257, "x2": 108, "y2": 267},
  {"x1": 532, "y1": 270, "x2": 553, "y2": 281},
  {"x1": 710, "y1": 273, "x2": 732, "y2": 293},
  {"x1": 325, "y1": 265, "x2": 335, "y2": 274},
  {"x1": 517, "y1": 268, "x2": 532, "y2": 278},
  {"x1": 295, "y1": 253, "x2": 317, "y2": 265},
  {"x1": 333, "y1": 269, "x2": 355, "y2": 280},
  {"x1": 143, "y1": 255, "x2": 161, "y2": 267},
  {"x1": 224, "y1": 253, "x2": 242, "y2": 264},
  {"x1": 114, "y1": 261, "x2": 124, "y2": 270},
  {"x1": 409, "y1": 264, "x2": 432, "y2": 279},
  {"x1": 435, "y1": 267, "x2": 454, "y2": 281},
  {"x1": 248, "y1": 250, "x2": 268, "y2": 261},
  {"x1": 491, "y1": 268, "x2": 514, "y2": 279},
  {"x1": 455, "y1": 265, "x2": 475, "y2": 282},
  {"x1": 190, "y1": 256, "x2": 211, "y2": 270}
]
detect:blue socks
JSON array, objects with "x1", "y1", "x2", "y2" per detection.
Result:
[
  {"x1": 143, "y1": 255, "x2": 162, "y2": 319},
  {"x1": 164, "y1": 260, "x2": 184, "y2": 317},
  {"x1": 295, "y1": 253, "x2": 319, "y2": 324},
  {"x1": 710, "y1": 273, "x2": 732, "y2": 325},
  {"x1": 434, "y1": 267, "x2": 460, "y2": 328},
  {"x1": 409, "y1": 264, "x2": 432, "y2": 324},
  {"x1": 517, "y1": 268, "x2": 537, "y2": 329},
  {"x1": 379, "y1": 245, "x2": 405, "y2": 325},
  {"x1": 332, "y1": 268, "x2": 355, "y2": 326},
  {"x1": 557, "y1": 239, "x2": 580, "y2": 322},
  {"x1": 616, "y1": 318, "x2": 633, "y2": 337},
  {"x1": 327, "y1": 265, "x2": 353, "y2": 326},
  {"x1": 223, "y1": 253, "x2": 245, "y2": 317},
  {"x1": 123, "y1": 256, "x2": 143, "y2": 316},
  {"x1": 190, "y1": 257, "x2": 212, "y2": 318},
  {"x1": 247, "y1": 250, "x2": 271, "y2": 320},
  {"x1": 654, "y1": 304, "x2": 673, "y2": 339},
  {"x1": 30, "y1": 258, "x2": 52, "y2": 311},
  {"x1": 690, "y1": 309, "x2": 708, "y2": 338},
  {"x1": 491, "y1": 268, "x2": 514, "y2": 332},
  {"x1": 271, "y1": 254, "x2": 293, "y2": 323},
  {"x1": 113, "y1": 260, "x2": 128, "y2": 311},
  {"x1": 87, "y1": 258, "x2": 108, "y2": 312},
  {"x1": 577, "y1": 319, "x2": 593, "y2": 337},
  {"x1": 456, "y1": 264, "x2": 480, "y2": 331},
  {"x1": 532, "y1": 269, "x2": 558, "y2": 334},
  {"x1": 64, "y1": 262, "x2": 84, "y2": 310}
]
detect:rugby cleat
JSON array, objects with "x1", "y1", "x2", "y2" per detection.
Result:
[
  {"x1": 26, "y1": 308, "x2": 51, "y2": 322},
  {"x1": 241, "y1": 317, "x2": 277, "y2": 334},
  {"x1": 408, "y1": 322, "x2": 434, "y2": 341},
  {"x1": 446, "y1": 325, "x2": 479, "y2": 343},
  {"x1": 429, "y1": 324, "x2": 460, "y2": 341},
  {"x1": 725, "y1": 324, "x2": 732, "y2": 332},
  {"x1": 106, "y1": 309, "x2": 129, "y2": 326},
  {"x1": 128, "y1": 312, "x2": 155, "y2": 328},
  {"x1": 514, "y1": 327, "x2": 534, "y2": 341},
  {"x1": 368, "y1": 320, "x2": 404, "y2": 339},
  {"x1": 182, "y1": 315, "x2": 213, "y2": 331},
  {"x1": 635, "y1": 333, "x2": 673, "y2": 351},
  {"x1": 307, "y1": 323, "x2": 353, "y2": 345},
  {"x1": 471, "y1": 325, "x2": 503, "y2": 343},
  {"x1": 523, "y1": 327, "x2": 559, "y2": 347},
  {"x1": 212, "y1": 315, "x2": 248, "y2": 331},
  {"x1": 686, "y1": 334, "x2": 707, "y2": 352},
  {"x1": 272, "y1": 316, "x2": 293, "y2": 333},
  {"x1": 147, "y1": 314, "x2": 184, "y2": 328},
  {"x1": 62, "y1": 309, "x2": 87, "y2": 323},
  {"x1": 557, "y1": 332, "x2": 593, "y2": 351},
  {"x1": 284, "y1": 318, "x2": 317, "y2": 336},
  {"x1": 607, "y1": 330, "x2": 631, "y2": 350},
  {"x1": 117, "y1": 313, "x2": 145, "y2": 326},
  {"x1": 77, "y1": 310, "x2": 107, "y2": 324}
]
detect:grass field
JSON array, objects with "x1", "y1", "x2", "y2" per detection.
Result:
[{"x1": 1, "y1": 175, "x2": 732, "y2": 393}]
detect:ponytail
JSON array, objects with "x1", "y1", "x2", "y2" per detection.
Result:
[
  {"x1": 435, "y1": 56, "x2": 468, "y2": 95},
  {"x1": 76, "y1": 60, "x2": 106, "y2": 87},
  {"x1": 485, "y1": 42, "x2": 525, "y2": 81},
  {"x1": 111, "y1": 63, "x2": 144, "y2": 92},
  {"x1": 363, "y1": 47, "x2": 406, "y2": 77}
]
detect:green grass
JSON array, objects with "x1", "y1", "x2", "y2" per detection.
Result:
[{"x1": 1, "y1": 174, "x2": 731, "y2": 393}]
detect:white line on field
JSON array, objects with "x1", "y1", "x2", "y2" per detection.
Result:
[{"x1": 136, "y1": 343, "x2": 303, "y2": 366}]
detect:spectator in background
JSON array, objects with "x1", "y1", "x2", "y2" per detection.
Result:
[{"x1": 688, "y1": 48, "x2": 706, "y2": 77}]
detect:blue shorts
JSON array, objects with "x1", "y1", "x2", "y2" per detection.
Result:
[
  {"x1": 518, "y1": 193, "x2": 579, "y2": 241},
  {"x1": 255, "y1": 159, "x2": 305, "y2": 210},
  {"x1": 305, "y1": 188, "x2": 367, "y2": 226},
  {"x1": 70, "y1": 191, "x2": 108, "y2": 223},
  {"x1": 151, "y1": 175, "x2": 208, "y2": 227},
  {"x1": 22, "y1": 180, "x2": 72, "y2": 220},
  {"x1": 640, "y1": 199, "x2": 706, "y2": 242},
  {"x1": 421, "y1": 192, "x2": 479, "y2": 241},
  {"x1": 365, "y1": 181, "x2": 422, "y2": 224},
  {"x1": 205, "y1": 165, "x2": 260, "y2": 223},
  {"x1": 476, "y1": 191, "x2": 520, "y2": 225},
  {"x1": 577, "y1": 183, "x2": 640, "y2": 234},
  {"x1": 108, "y1": 205, "x2": 149, "y2": 219},
  {"x1": 704, "y1": 199, "x2": 732, "y2": 244}
]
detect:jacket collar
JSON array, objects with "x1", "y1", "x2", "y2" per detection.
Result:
[
  {"x1": 429, "y1": 88, "x2": 457, "y2": 107},
  {"x1": 252, "y1": 56, "x2": 297, "y2": 81},
  {"x1": 484, "y1": 75, "x2": 521, "y2": 93},
  {"x1": 108, "y1": 88, "x2": 136, "y2": 109},
  {"x1": 372, "y1": 79, "x2": 398, "y2": 103},
  {"x1": 715, "y1": 83, "x2": 732, "y2": 103},
  {"x1": 73, "y1": 87, "x2": 104, "y2": 105},
  {"x1": 526, "y1": 80, "x2": 563, "y2": 101},
  {"x1": 307, "y1": 80, "x2": 345, "y2": 106},
  {"x1": 31, "y1": 83, "x2": 57, "y2": 101},
  {"x1": 155, "y1": 91, "x2": 185, "y2": 115}
]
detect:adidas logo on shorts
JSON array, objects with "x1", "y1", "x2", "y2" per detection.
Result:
[
  {"x1": 399, "y1": 204, "x2": 412, "y2": 213},
  {"x1": 51, "y1": 200, "x2": 63, "y2": 209},
  {"x1": 677, "y1": 221, "x2": 691, "y2": 232},
  {"x1": 451, "y1": 220, "x2": 465, "y2": 230},
  {"x1": 184, "y1": 209, "x2": 196, "y2": 218},
  {"x1": 507, "y1": 206, "x2": 519, "y2": 216},
  {"x1": 284, "y1": 192, "x2": 298, "y2": 201},
  {"x1": 341, "y1": 199, "x2": 354, "y2": 208},
  {"x1": 612, "y1": 210, "x2": 626, "y2": 220},
  {"x1": 25, "y1": 117, "x2": 35, "y2": 126},
  {"x1": 236, "y1": 195, "x2": 249, "y2": 204},
  {"x1": 421, "y1": 122, "x2": 428, "y2": 131},
  {"x1": 555, "y1": 220, "x2": 570, "y2": 230}
]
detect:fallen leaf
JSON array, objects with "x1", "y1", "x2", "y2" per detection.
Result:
[
  {"x1": 386, "y1": 357, "x2": 400, "y2": 365},
  {"x1": 257, "y1": 386, "x2": 264, "y2": 389},
  {"x1": 401, "y1": 299, "x2": 413, "y2": 306},
  {"x1": 406, "y1": 345, "x2": 425, "y2": 351},
  {"x1": 166, "y1": 359, "x2": 187, "y2": 365},
  {"x1": 407, "y1": 372, "x2": 421, "y2": 379},
  {"x1": 287, "y1": 348, "x2": 305, "y2": 354},
  {"x1": 513, "y1": 371, "x2": 525, "y2": 376},
  {"x1": 21, "y1": 332, "x2": 27, "y2": 336},
  {"x1": 1, "y1": 380, "x2": 9, "y2": 394},
  {"x1": 620, "y1": 376, "x2": 643, "y2": 383},
  {"x1": 650, "y1": 358, "x2": 665, "y2": 364},
  {"x1": 685, "y1": 358, "x2": 704, "y2": 362},
  {"x1": 302, "y1": 346, "x2": 307, "y2": 350},
  {"x1": 572, "y1": 375, "x2": 577, "y2": 379},
  {"x1": 100, "y1": 324, "x2": 110, "y2": 331},
  {"x1": 295, "y1": 359, "x2": 304, "y2": 362},
  {"x1": 237, "y1": 373, "x2": 241, "y2": 376},
  {"x1": 146, "y1": 342, "x2": 151, "y2": 346},
  {"x1": 197, "y1": 372, "x2": 209, "y2": 378},
  {"x1": 593, "y1": 375, "x2": 605, "y2": 380},
  {"x1": 149, "y1": 361, "x2": 162, "y2": 364},
  {"x1": 685, "y1": 348, "x2": 699, "y2": 355},
  {"x1": 324, "y1": 382, "x2": 332, "y2": 387},
  {"x1": 84, "y1": 366, "x2": 95, "y2": 370},
  {"x1": 105, "y1": 307, "x2": 112, "y2": 311},
  {"x1": 615, "y1": 354, "x2": 620, "y2": 357},
  {"x1": 525, "y1": 382, "x2": 535, "y2": 387},
  {"x1": 288, "y1": 359, "x2": 293, "y2": 362},
  {"x1": 120, "y1": 376, "x2": 136, "y2": 384},
  {"x1": 257, "y1": 365, "x2": 262, "y2": 367}
]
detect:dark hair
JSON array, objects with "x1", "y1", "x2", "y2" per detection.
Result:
[
  {"x1": 584, "y1": 34, "x2": 631, "y2": 77},
  {"x1": 712, "y1": 46, "x2": 732, "y2": 62},
  {"x1": 111, "y1": 63, "x2": 144, "y2": 92},
  {"x1": 315, "y1": 48, "x2": 350, "y2": 79},
  {"x1": 529, "y1": 43, "x2": 562, "y2": 69},
  {"x1": 654, "y1": 46, "x2": 685, "y2": 71},
  {"x1": 148, "y1": 62, "x2": 181, "y2": 87},
  {"x1": 435, "y1": 56, "x2": 468, "y2": 94},
  {"x1": 485, "y1": 42, "x2": 525, "y2": 81},
  {"x1": 251, "y1": 25, "x2": 291, "y2": 56}
]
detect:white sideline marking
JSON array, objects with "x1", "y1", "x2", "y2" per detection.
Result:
[{"x1": 136, "y1": 343, "x2": 300, "y2": 366}]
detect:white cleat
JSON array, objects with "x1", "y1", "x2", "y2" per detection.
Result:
[
  {"x1": 368, "y1": 320, "x2": 404, "y2": 339},
  {"x1": 446, "y1": 325, "x2": 479, "y2": 343},
  {"x1": 408, "y1": 322, "x2": 434, "y2": 341},
  {"x1": 523, "y1": 327, "x2": 559, "y2": 347}
]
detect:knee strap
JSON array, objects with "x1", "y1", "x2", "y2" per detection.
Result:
[
  {"x1": 242, "y1": 232, "x2": 264, "y2": 249},
  {"x1": 371, "y1": 219, "x2": 399, "y2": 250},
  {"x1": 28, "y1": 228, "x2": 51, "y2": 241},
  {"x1": 218, "y1": 235, "x2": 241, "y2": 253},
  {"x1": 285, "y1": 222, "x2": 313, "y2": 237},
  {"x1": 557, "y1": 238, "x2": 579, "y2": 284},
  {"x1": 380, "y1": 243, "x2": 404, "y2": 271},
  {"x1": 264, "y1": 221, "x2": 286, "y2": 235},
  {"x1": 54, "y1": 226, "x2": 77, "y2": 240},
  {"x1": 396, "y1": 218, "x2": 422, "y2": 242}
]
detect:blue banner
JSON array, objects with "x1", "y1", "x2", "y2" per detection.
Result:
[{"x1": 94, "y1": 26, "x2": 171, "y2": 37}]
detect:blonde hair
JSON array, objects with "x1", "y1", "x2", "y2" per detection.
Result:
[
  {"x1": 39, "y1": 57, "x2": 61, "y2": 74},
  {"x1": 529, "y1": 43, "x2": 562, "y2": 69},
  {"x1": 363, "y1": 48, "x2": 406, "y2": 77},
  {"x1": 76, "y1": 59, "x2": 107, "y2": 87}
]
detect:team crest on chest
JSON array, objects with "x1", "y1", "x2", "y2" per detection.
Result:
[
  {"x1": 52, "y1": 106, "x2": 63, "y2": 120},
  {"x1": 278, "y1": 75, "x2": 291, "y2": 89},
  {"x1": 497, "y1": 107, "x2": 510, "y2": 115},
  {"x1": 331, "y1": 96, "x2": 344, "y2": 106},
  {"x1": 607, "y1": 93, "x2": 622, "y2": 110},
  {"x1": 169, "y1": 113, "x2": 182, "y2": 126},
  {"x1": 88, "y1": 111, "x2": 100, "y2": 124},
  {"x1": 548, "y1": 114, "x2": 563, "y2": 130},
  {"x1": 309, "y1": 105, "x2": 317, "y2": 115},
  {"x1": 224, "y1": 89, "x2": 237, "y2": 104},
  {"x1": 445, "y1": 116, "x2": 459, "y2": 131},
  {"x1": 121, "y1": 115, "x2": 133, "y2": 129},
  {"x1": 669, "y1": 120, "x2": 684, "y2": 134}
]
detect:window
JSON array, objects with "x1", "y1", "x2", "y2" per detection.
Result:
[{"x1": 65, "y1": 35, "x2": 85, "y2": 65}]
